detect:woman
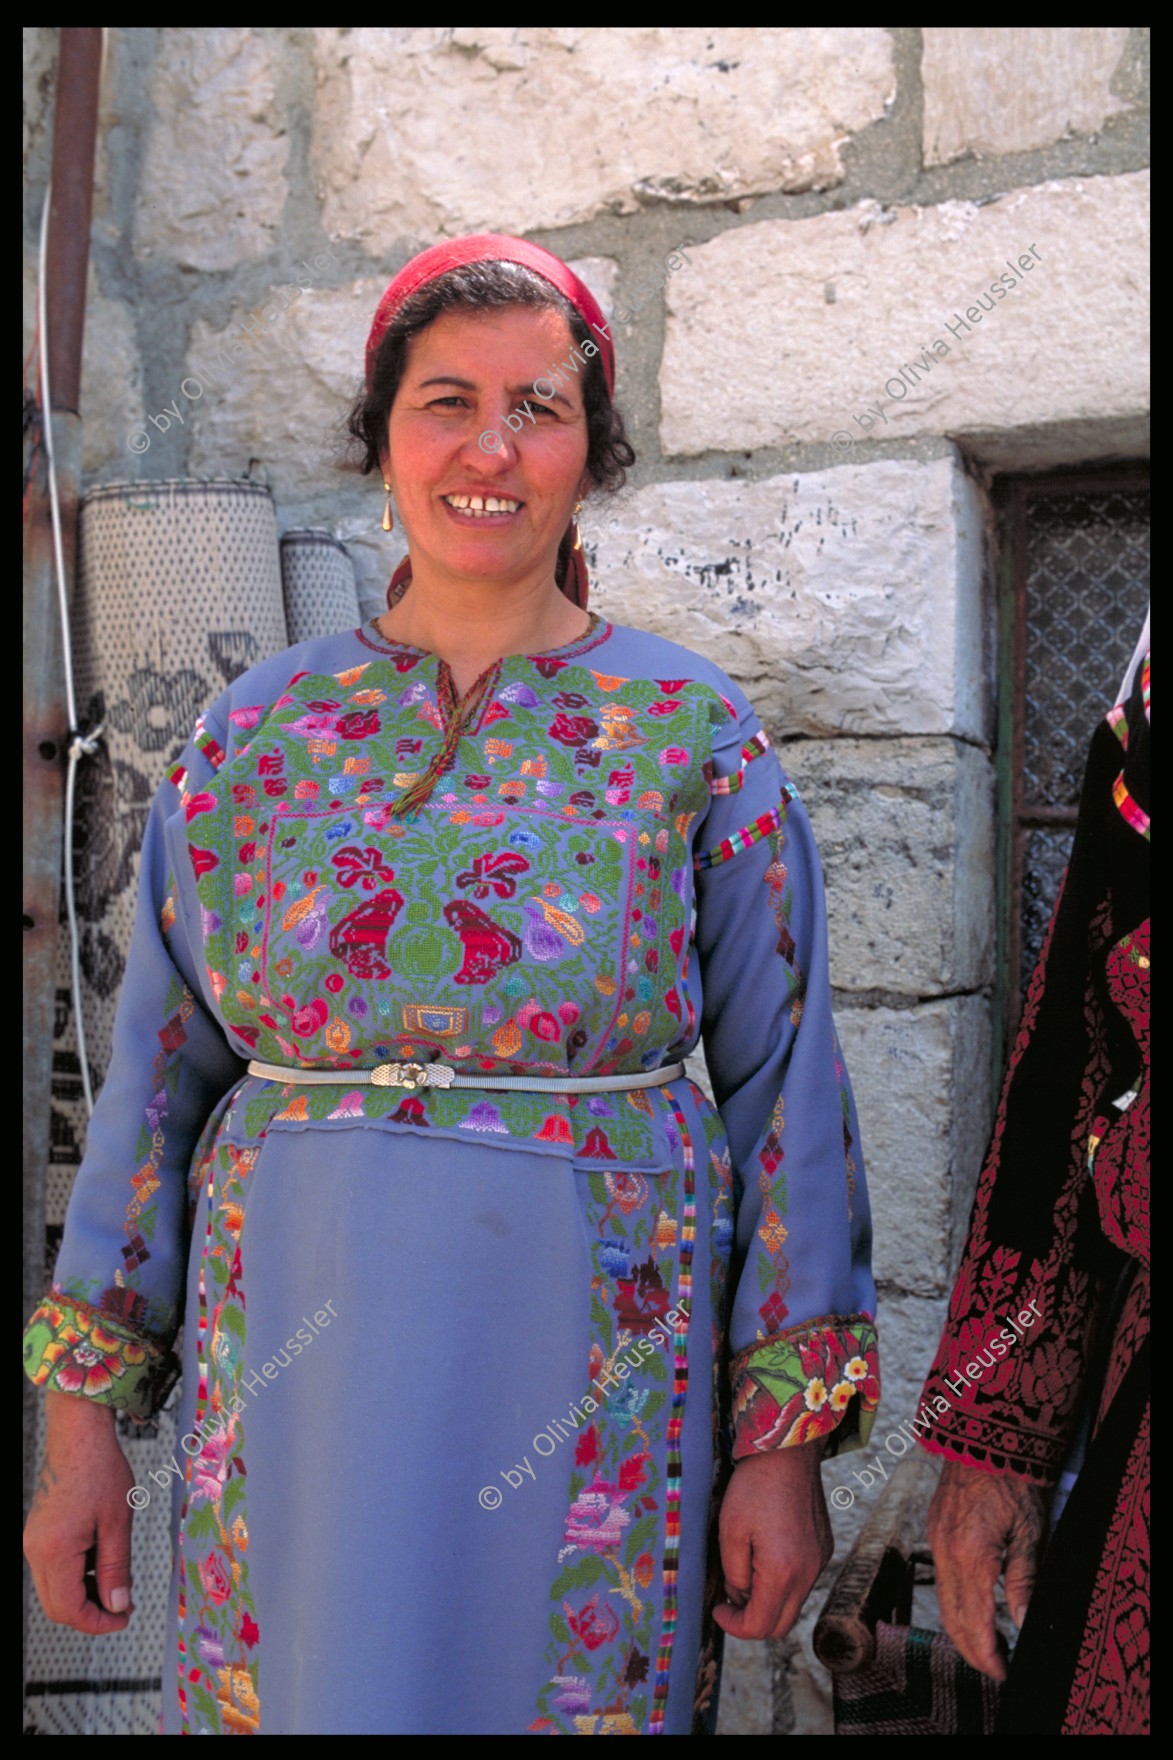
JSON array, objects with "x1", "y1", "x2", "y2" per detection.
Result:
[
  {"x1": 24, "y1": 235, "x2": 879, "y2": 1736},
  {"x1": 921, "y1": 644, "x2": 1149, "y2": 1735}
]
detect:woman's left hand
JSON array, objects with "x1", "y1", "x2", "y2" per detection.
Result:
[{"x1": 713, "y1": 1442, "x2": 834, "y2": 1640}]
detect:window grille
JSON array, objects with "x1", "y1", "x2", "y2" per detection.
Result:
[{"x1": 993, "y1": 470, "x2": 1149, "y2": 1071}]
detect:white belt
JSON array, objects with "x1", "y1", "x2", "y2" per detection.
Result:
[{"x1": 246, "y1": 1058, "x2": 686, "y2": 1095}]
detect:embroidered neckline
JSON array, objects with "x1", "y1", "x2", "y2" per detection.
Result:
[
  {"x1": 388, "y1": 659, "x2": 502, "y2": 818},
  {"x1": 352, "y1": 614, "x2": 612, "y2": 818}
]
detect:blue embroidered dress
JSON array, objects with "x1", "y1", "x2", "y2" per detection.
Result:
[{"x1": 25, "y1": 615, "x2": 878, "y2": 1736}]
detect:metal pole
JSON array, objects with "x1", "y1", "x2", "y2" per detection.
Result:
[{"x1": 23, "y1": 21, "x2": 102, "y2": 1533}]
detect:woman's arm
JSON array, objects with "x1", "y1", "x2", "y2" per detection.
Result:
[
  {"x1": 25, "y1": 706, "x2": 244, "y2": 1412},
  {"x1": 693, "y1": 699, "x2": 879, "y2": 1638},
  {"x1": 24, "y1": 705, "x2": 245, "y2": 1628}
]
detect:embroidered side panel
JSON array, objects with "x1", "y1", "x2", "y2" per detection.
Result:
[{"x1": 530, "y1": 1091, "x2": 695, "y2": 1735}]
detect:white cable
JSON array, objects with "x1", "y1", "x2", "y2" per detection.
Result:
[{"x1": 38, "y1": 180, "x2": 98, "y2": 1115}]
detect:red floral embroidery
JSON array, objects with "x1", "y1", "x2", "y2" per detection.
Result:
[
  {"x1": 548, "y1": 713, "x2": 598, "y2": 746},
  {"x1": 456, "y1": 850, "x2": 531, "y2": 899},
  {"x1": 336, "y1": 709, "x2": 380, "y2": 740},
  {"x1": 566, "y1": 1593, "x2": 620, "y2": 1652},
  {"x1": 331, "y1": 845, "x2": 396, "y2": 890},
  {"x1": 199, "y1": 1551, "x2": 234, "y2": 1606}
]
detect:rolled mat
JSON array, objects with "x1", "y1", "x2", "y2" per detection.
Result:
[
  {"x1": 26, "y1": 478, "x2": 288, "y2": 1736},
  {"x1": 279, "y1": 527, "x2": 361, "y2": 645}
]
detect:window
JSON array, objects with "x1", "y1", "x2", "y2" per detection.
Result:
[{"x1": 992, "y1": 468, "x2": 1149, "y2": 1075}]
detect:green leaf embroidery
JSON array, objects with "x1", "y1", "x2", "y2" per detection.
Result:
[
  {"x1": 183, "y1": 1501, "x2": 219, "y2": 1541},
  {"x1": 549, "y1": 1553, "x2": 606, "y2": 1599}
]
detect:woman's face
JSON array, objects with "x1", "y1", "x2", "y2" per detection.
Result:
[{"x1": 384, "y1": 304, "x2": 594, "y2": 591}]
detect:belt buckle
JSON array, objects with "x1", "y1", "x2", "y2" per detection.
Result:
[{"x1": 371, "y1": 1060, "x2": 455, "y2": 1090}]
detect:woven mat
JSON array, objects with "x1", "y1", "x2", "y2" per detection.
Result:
[{"x1": 27, "y1": 479, "x2": 289, "y2": 1735}]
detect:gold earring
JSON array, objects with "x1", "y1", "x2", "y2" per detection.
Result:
[
  {"x1": 572, "y1": 500, "x2": 584, "y2": 551},
  {"x1": 382, "y1": 481, "x2": 394, "y2": 533}
]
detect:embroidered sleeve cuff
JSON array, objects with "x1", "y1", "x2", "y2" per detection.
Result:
[
  {"x1": 912, "y1": 1413, "x2": 1066, "y2": 1487},
  {"x1": 23, "y1": 1297, "x2": 180, "y2": 1420},
  {"x1": 730, "y1": 1314, "x2": 879, "y2": 1459}
]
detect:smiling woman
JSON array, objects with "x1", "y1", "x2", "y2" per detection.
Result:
[
  {"x1": 349, "y1": 246, "x2": 632, "y2": 631},
  {"x1": 24, "y1": 233, "x2": 879, "y2": 1737},
  {"x1": 375, "y1": 303, "x2": 597, "y2": 690}
]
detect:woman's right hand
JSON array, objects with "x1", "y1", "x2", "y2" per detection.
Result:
[
  {"x1": 926, "y1": 1457, "x2": 1049, "y2": 1680},
  {"x1": 24, "y1": 1389, "x2": 136, "y2": 1633}
]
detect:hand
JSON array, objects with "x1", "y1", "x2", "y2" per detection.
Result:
[
  {"x1": 714, "y1": 1443, "x2": 834, "y2": 1641},
  {"x1": 24, "y1": 1390, "x2": 137, "y2": 1634},
  {"x1": 926, "y1": 1459, "x2": 1049, "y2": 1680}
]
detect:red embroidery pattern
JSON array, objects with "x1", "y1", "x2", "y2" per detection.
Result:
[
  {"x1": 1063, "y1": 1405, "x2": 1150, "y2": 1735},
  {"x1": 917, "y1": 890, "x2": 1116, "y2": 1484}
]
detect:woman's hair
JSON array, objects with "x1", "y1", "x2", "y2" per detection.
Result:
[{"x1": 346, "y1": 260, "x2": 635, "y2": 497}]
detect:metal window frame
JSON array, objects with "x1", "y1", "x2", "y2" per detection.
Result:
[{"x1": 990, "y1": 464, "x2": 1150, "y2": 1086}]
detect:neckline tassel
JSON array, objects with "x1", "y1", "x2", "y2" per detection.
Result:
[{"x1": 388, "y1": 661, "x2": 500, "y2": 818}]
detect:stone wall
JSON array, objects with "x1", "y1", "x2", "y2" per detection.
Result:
[{"x1": 23, "y1": 26, "x2": 1149, "y2": 1735}]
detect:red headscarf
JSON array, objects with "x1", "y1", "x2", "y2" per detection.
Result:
[{"x1": 366, "y1": 234, "x2": 616, "y2": 611}]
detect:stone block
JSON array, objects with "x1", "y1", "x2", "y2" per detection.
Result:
[
  {"x1": 837, "y1": 997, "x2": 992, "y2": 1299},
  {"x1": 337, "y1": 524, "x2": 410, "y2": 624},
  {"x1": 186, "y1": 276, "x2": 386, "y2": 505},
  {"x1": 133, "y1": 31, "x2": 288, "y2": 270},
  {"x1": 81, "y1": 274, "x2": 144, "y2": 475},
  {"x1": 923, "y1": 28, "x2": 1133, "y2": 166},
  {"x1": 566, "y1": 256, "x2": 619, "y2": 320},
  {"x1": 660, "y1": 173, "x2": 1150, "y2": 458},
  {"x1": 715, "y1": 1637, "x2": 774, "y2": 1733},
  {"x1": 23, "y1": 255, "x2": 38, "y2": 378},
  {"x1": 780, "y1": 1607, "x2": 835, "y2": 1737},
  {"x1": 22, "y1": 26, "x2": 55, "y2": 176},
  {"x1": 312, "y1": 28, "x2": 894, "y2": 244},
  {"x1": 784, "y1": 736, "x2": 996, "y2": 995},
  {"x1": 587, "y1": 456, "x2": 989, "y2": 740}
]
